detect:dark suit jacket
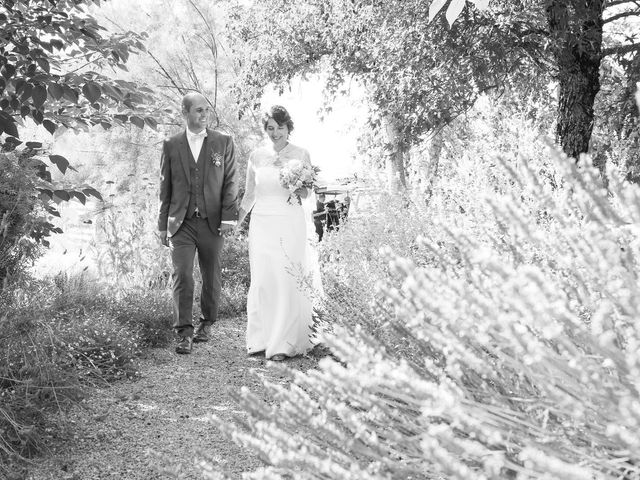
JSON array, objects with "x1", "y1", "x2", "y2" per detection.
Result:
[{"x1": 158, "y1": 128, "x2": 238, "y2": 236}]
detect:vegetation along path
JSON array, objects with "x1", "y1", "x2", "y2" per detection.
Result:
[{"x1": 25, "y1": 316, "x2": 319, "y2": 479}]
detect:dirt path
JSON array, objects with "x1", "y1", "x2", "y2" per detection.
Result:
[{"x1": 25, "y1": 316, "x2": 319, "y2": 480}]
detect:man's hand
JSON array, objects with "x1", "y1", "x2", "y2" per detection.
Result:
[
  {"x1": 218, "y1": 222, "x2": 235, "y2": 236},
  {"x1": 158, "y1": 230, "x2": 168, "y2": 247}
]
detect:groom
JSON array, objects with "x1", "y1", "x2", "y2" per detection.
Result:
[{"x1": 158, "y1": 92, "x2": 238, "y2": 354}]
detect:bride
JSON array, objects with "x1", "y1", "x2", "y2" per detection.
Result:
[{"x1": 238, "y1": 105, "x2": 321, "y2": 361}]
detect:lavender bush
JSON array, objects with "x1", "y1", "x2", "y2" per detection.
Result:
[{"x1": 202, "y1": 129, "x2": 640, "y2": 480}]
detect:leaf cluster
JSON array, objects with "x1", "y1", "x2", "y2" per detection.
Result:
[
  {"x1": 0, "y1": 0, "x2": 166, "y2": 283},
  {"x1": 0, "y1": 0, "x2": 161, "y2": 139}
]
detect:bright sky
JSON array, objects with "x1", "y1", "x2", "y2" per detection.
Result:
[{"x1": 260, "y1": 75, "x2": 367, "y2": 183}]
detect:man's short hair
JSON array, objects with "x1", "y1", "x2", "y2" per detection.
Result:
[{"x1": 182, "y1": 92, "x2": 205, "y2": 113}]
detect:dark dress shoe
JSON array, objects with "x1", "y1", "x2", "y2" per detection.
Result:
[
  {"x1": 193, "y1": 323, "x2": 210, "y2": 343},
  {"x1": 199, "y1": 315, "x2": 216, "y2": 324},
  {"x1": 175, "y1": 336, "x2": 193, "y2": 354}
]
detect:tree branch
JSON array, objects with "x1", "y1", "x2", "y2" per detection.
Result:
[
  {"x1": 603, "y1": 9, "x2": 640, "y2": 24},
  {"x1": 147, "y1": 50, "x2": 186, "y2": 95},
  {"x1": 602, "y1": 42, "x2": 640, "y2": 56},
  {"x1": 605, "y1": 0, "x2": 640, "y2": 8},
  {"x1": 186, "y1": 0, "x2": 220, "y2": 126}
]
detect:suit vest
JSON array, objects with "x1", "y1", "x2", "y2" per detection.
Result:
[{"x1": 186, "y1": 143, "x2": 208, "y2": 219}]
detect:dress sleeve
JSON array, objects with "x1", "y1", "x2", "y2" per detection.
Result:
[
  {"x1": 303, "y1": 148, "x2": 312, "y2": 167},
  {"x1": 240, "y1": 150, "x2": 257, "y2": 213}
]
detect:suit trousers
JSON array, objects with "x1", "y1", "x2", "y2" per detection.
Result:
[{"x1": 169, "y1": 217, "x2": 224, "y2": 337}]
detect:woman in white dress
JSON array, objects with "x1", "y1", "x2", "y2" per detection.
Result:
[{"x1": 238, "y1": 106, "x2": 319, "y2": 361}]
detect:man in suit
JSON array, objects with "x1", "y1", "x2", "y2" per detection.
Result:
[{"x1": 158, "y1": 92, "x2": 238, "y2": 354}]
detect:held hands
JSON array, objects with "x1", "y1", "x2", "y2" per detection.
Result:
[{"x1": 218, "y1": 222, "x2": 235, "y2": 236}]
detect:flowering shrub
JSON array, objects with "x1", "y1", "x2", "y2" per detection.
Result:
[{"x1": 205, "y1": 140, "x2": 640, "y2": 479}]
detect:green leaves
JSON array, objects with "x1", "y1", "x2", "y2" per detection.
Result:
[
  {"x1": 43, "y1": 119, "x2": 57, "y2": 135},
  {"x1": 0, "y1": 112, "x2": 18, "y2": 137},
  {"x1": 0, "y1": 63, "x2": 16, "y2": 80},
  {"x1": 144, "y1": 116, "x2": 158, "y2": 130},
  {"x1": 81, "y1": 187, "x2": 103, "y2": 201},
  {"x1": 36, "y1": 57, "x2": 50, "y2": 73},
  {"x1": 102, "y1": 83, "x2": 123, "y2": 101},
  {"x1": 32, "y1": 84, "x2": 48, "y2": 108},
  {"x1": 38, "y1": 185, "x2": 103, "y2": 204},
  {"x1": 48, "y1": 83, "x2": 64, "y2": 100},
  {"x1": 82, "y1": 81, "x2": 102, "y2": 103},
  {"x1": 49, "y1": 154, "x2": 75, "y2": 174},
  {"x1": 62, "y1": 85, "x2": 79, "y2": 103},
  {"x1": 129, "y1": 115, "x2": 144, "y2": 129},
  {"x1": 53, "y1": 189, "x2": 71, "y2": 202}
]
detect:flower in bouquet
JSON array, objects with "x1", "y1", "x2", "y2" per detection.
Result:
[{"x1": 279, "y1": 160, "x2": 321, "y2": 204}]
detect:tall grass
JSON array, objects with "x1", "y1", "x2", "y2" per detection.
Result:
[
  {"x1": 0, "y1": 269, "x2": 175, "y2": 475},
  {"x1": 204, "y1": 137, "x2": 640, "y2": 479}
]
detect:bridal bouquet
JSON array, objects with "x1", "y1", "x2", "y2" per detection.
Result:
[{"x1": 279, "y1": 160, "x2": 321, "y2": 205}]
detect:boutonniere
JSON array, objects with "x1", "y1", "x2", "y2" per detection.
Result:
[{"x1": 211, "y1": 152, "x2": 223, "y2": 167}]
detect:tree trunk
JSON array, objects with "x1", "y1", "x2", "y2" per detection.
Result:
[
  {"x1": 424, "y1": 132, "x2": 444, "y2": 206},
  {"x1": 547, "y1": 0, "x2": 605, "y2": 160},
  {"x1": 382, "y1": 115, "x2": 407, "y2": 191}
]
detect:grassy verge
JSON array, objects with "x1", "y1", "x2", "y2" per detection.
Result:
[
  {"x1": 0, "y1": 229, "x2": 250, "y2": 476},
  {"x1": 0, "y1": 273, "x2": 173, "y2": 476}
]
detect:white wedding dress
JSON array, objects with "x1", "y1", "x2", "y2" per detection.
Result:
[{"x1": 240, "y1": 142, "x2": 321, "y2": 359}]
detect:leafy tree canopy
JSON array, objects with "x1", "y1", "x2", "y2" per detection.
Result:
[
  {"x1": 227, "y1": 0, "x2": 639, "y2": 158},
  {"x1": 229, "y1": 0, "x2": 549, "y2": 146}
]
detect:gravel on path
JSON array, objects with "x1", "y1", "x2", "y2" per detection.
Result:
[{"x1": 25, "y1": 316, "x2": 318, "y2": 480}]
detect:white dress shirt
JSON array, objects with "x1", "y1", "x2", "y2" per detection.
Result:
[{"x1": 186, "y1": 128, "x2": 207, "y2": 161}]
